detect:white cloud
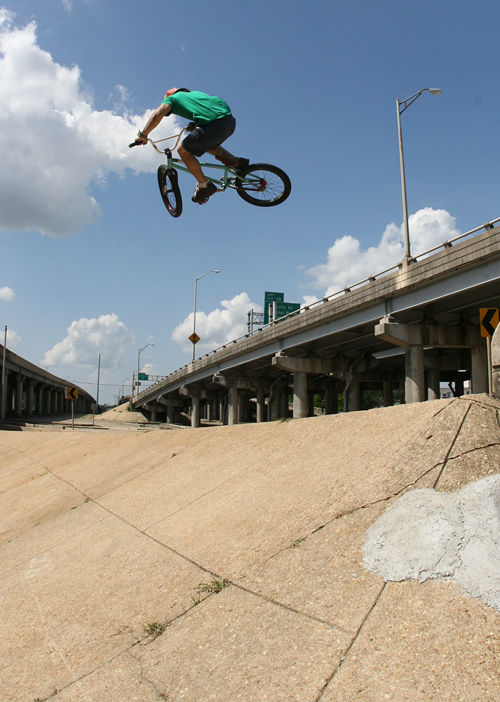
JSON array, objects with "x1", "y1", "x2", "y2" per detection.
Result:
[
  {"x1": 0, "y1": 286, "x2": 14, "y2": 301},
  {"x1": 171, "y1": 292, "x2": 262, "y2": 354},
  {"x1": 41, "y1": 313, "x2": 135, "y2": 368},
  {"x1": 140, "y1": 362, "x2": 158, "y2": 375},
  {"x1": 0, "y1": 11, "x2": 181, "y2": 236},
  {"x1": 305, "y1": 208, "x2": 460, "y2": 298},
  {"x1": 5, "y1": 327, "x2": 20, "y2": 349}
]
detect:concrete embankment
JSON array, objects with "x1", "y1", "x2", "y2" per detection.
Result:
[{"x1": 1, "y1": 394, "x2": 500, "y2": 701}]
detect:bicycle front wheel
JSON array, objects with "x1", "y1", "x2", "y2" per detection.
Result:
[
  {"x1": 236, "y1": 163, "x2": 291, "y2": 207},
  {"x1": 157, "y1": 165, "x2": 182, "y2": 218}
]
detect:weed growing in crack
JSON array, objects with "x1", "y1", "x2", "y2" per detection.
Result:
[
  {"x1": 144, "y1": 621, "x2": 167, "y2": 639},
  {"x1": 195, "y1": 578, "x2": 230, "y2": 595}
]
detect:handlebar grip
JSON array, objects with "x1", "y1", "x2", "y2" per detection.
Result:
[{"x1": 129, "y1": 142, "x2": 142, "y2": 148}]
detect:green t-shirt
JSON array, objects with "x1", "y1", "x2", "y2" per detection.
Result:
[{"x1": 161, "y1": 91, "x2": 231, "y2": 124}]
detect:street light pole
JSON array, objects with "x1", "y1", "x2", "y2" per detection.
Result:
[
  {"x1": 137, "y1": 343, "x2": 154, "y2": 399},
  {"x1": 1, "y1": 325, "x2": 6, "y2": 421},
  {"x1": 396, "y1": 88, "x2": 442, "y2": 262},
  {"x1": 192, "y1": 269, "x2": 220, "y2": 363}
]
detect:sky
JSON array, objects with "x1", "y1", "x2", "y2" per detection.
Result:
[{"x1": 1, "y1": 0, "x2": 499, "y2": 405}]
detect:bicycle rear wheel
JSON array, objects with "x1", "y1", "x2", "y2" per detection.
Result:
[
  {"x1": 157, "y1": 165, "x2": 182, "y2": 217},
  {"x1": 236, "y1": 163, "x2": 291, "y2": 207}
]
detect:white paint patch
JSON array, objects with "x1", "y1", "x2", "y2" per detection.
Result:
[
  {"x1": 363, "y1": 475, "x2": 500, "y2": 611},
  {"x1": 26, "y1": 553, "x2": 54, "y2": 579}
]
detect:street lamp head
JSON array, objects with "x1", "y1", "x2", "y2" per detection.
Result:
[
  {"x1": 429, "y1": 88, "x2": 442, "y2": 95},
  {"x1": 214, "y1": 270, "x2": 220, "y2": 274}
]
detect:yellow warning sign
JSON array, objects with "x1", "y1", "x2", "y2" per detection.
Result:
[{"x1": 480, "y1": 308, "x2": 500, "y2": 337}]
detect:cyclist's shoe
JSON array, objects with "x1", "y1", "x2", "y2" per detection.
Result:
[
  {"x1": 234, "y1": 157, "x2": 250, "y2": 173},
  {"x1": 192, "y1": 181, "x2": 218, "y2": 204}
]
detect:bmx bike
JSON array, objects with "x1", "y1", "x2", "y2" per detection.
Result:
[{"x1": 129, "y1": 129, "x2": 291, "y2": 218}]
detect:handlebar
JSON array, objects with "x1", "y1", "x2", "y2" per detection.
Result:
[{"x1": 128, "y1": 128, "x2": 187, "y2": 153}]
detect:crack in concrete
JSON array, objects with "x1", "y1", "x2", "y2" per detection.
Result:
[
  {"x1": 127, "y1": 649, "x2": 170, "y2": 700},
  {"x1": 433, "y1": 403, "x2": 471, "y2": 488},
  {"x1": 314, "y1": 581, "x2": 387, "y2": 701}
]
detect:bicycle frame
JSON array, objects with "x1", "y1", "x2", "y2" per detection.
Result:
[{"x1": 148, "y1": 129, "x2": 245, "y2": 191}]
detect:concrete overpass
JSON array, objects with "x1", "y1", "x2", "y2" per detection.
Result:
[
  {"x1": 0, "y1": 345, "x2": 95, "y2": 420},
  {"x1": 132, "y1": 220, "x2": 500, "y2": 426}
]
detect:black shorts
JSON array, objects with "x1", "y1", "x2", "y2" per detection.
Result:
[{"x1": 181, "y1": 114, "x2": 236, "y2": 157}]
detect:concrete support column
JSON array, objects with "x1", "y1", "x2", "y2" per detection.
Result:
[
  {"x1": 47, "y1": 389, "x2": 54, "y2": 414},
  {"x1": 293, "y1": 371, "x2": 307, "y2": 419},
  {"x1": 427, "y1": 368, "x2": 440, "y2": 401},
  {"x1": 150, "y1": 406, "x2": 158, "y2": 422},
  {"x1": 405, "y1": 345, "x2": 425, "y2": 403},
  {"x1": 227, "y1": 386, "x2": 239, "y2": 425},
  {"x1": 191, "y1": 395, "x2": 200, "y2": 428},
  {"x1": 35, "y1": 386, "x2": 43, "y2": 415},
  {"x1": 256, "y1": 390, "x2": 265, "y2": 423},
  {"x1": 345, "y1": 376, "x2": 361, "y2": 412},
  {"x1": 15, "y1": 374, "x2": 23, "y2": 417},
  {"x1": 238, "y1": 393, "x2": 247, "y2": 423},
  {"x1": 26, "y1": 381, "x2": 34, "y2": 417},
  {"x1": 307, "y1": 390, "x2": 315, "y2": 417},
  {"x1": 269, "y1": 391, "x2": 281, "y2": 421},
  {"x1": 492, "y1": 324, "x2": 500, "y2": 397},
  {"x1": 383, "y1": 381, "x2": 394, "y2": 407},
  {"x1": 166, "y1": 404, "x2": 175, "y2": 424},
  {"x1": 471, "y1": 345, "x2": 488, "y2": 394},
  {"x1": 324, "y1": 385, "x2": 338, "y2": 415}
]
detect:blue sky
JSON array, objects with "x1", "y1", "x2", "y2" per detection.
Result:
[{"x1": 1, "y1": 0, "x2": 499, "y2": 404}]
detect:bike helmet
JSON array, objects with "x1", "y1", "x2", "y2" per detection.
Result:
[{"x1": 164, "y1": 87, "x2": 190, "y2": 97}]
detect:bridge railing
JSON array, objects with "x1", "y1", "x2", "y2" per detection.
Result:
[{"x1": 135, "y1": 218, "x2": 500, "y2": 402}]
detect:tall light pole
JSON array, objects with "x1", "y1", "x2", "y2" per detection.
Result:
[
  {"x1": 397, "y1": 87, "x2": 442, "y2": 262},
  {"x1": 1, "y1": 325, "x2": 6, "y2": 421},
  {"x1": 137, "y1": 343, "x2": 154, "y2": 398},
  {"x1": 192, "y1": 269, "x2": 220, "y2": 362},
  {"x1": 120, "y1": 377, "x2": 129, "y2": 403}
]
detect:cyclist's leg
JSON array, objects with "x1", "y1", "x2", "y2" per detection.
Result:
[
  {"x1": 177, "y1": 144, "x2": 207, "y2": 183},
  {"x1": 208, "y1": 145, "x2": 239, "y2": 168}
]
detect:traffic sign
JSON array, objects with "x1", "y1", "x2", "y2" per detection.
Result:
[
  {"x1": 264, "y1": 292, "x2": 284, "y2": 324},
  {"x1": 480, "y1": 308, "x2": 499, "y2": 337},
  {"x1": 138, "y1": 372, "x2": 149, "y2": 381},
  {"x1": 189, "y1": 332, "x2": 200, "y2": 345},
  {"x1": 65, "y1": 387, "x2": 78, "y2": 400},
  {"x1": 275, "y1": 302, "x2": 300, "y2": 319}
]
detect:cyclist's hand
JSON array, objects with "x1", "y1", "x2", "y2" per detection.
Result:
[{"x1": 186, "y1": 122, "x2": 196, "y2": 133}]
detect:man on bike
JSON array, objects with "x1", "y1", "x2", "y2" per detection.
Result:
[{"x1": 134, "y1": 88, "x2": 248, "y2": 204}]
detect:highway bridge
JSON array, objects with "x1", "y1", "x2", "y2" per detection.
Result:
[
  {"x1": 0, "y1": 345, "x2": 95, "y2": 420},
  {"x1": 132, "y1": 220, "x2": 500, "y2": 427}
]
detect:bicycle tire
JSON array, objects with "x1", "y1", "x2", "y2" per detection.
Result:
[
  {"x1": 236, "y1": 163, "x2": 291, "y2": 207},
  {"x1": 157, "y1": 165, "x2": 182, "y2": 218}
]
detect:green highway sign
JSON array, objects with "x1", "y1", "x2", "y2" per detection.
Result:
[
  {"x1": 138, "y1": 372, "x2": 149, "y2": 381},
  {"x1": 275, "y1": 302, "x2": 300, "y2": 321},
  {"x1": 264, "y1": 291, "x2": 284, "y2": 324}
]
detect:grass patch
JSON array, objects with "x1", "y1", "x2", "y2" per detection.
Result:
[
  {"x1": 195, "y1": 578, "x2": 230, "y2": 595},
  {"x1": 143, "y1": 621, "x2": 167, "y2": 639}
]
